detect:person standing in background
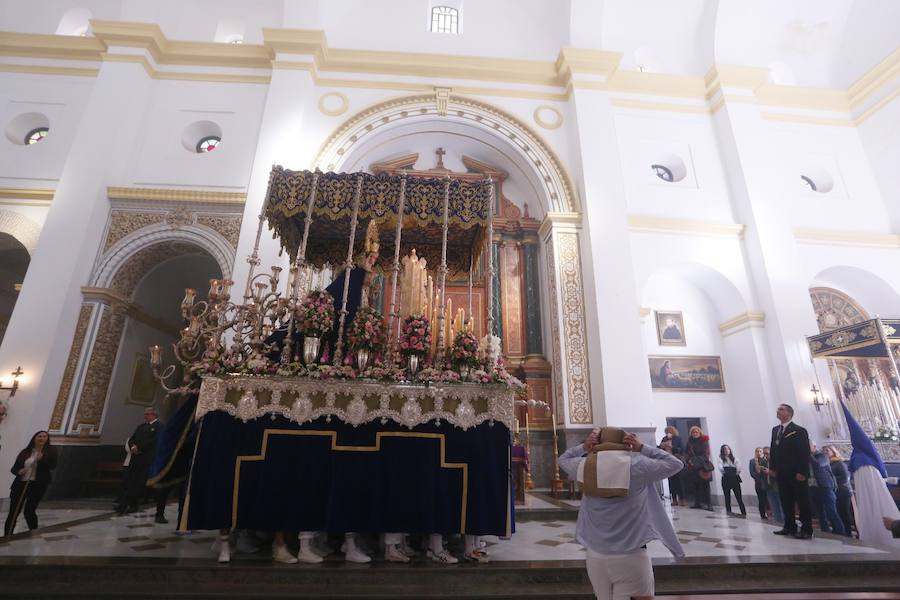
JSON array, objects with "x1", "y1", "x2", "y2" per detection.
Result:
[
  {"x1": 769, "y1": 404, "x2": 813, "y2": 539},
  {"x1": 4, "y1": 430, "x2": 57, "y2": 536},
  {"x1": 686, "y1": 426, "x2": 713, "y2": 511},
  {"x1": 115, "y1": 407, "x2": 162, "y2": 515},
  {"x1": 749, "y1": 447, "x2": 770, "y2": 520},
  {"x1": 762, "y1": 447, "x2": 784, "y2": 523},
  {"x1": 809, "y1": 441, "x2": 845, "y2": 535},
  {"x1": 825, "y1": 445, "x2": 855, "y2": 536},
  {"x1": 718, "y1": 445, "x2": 747, "y2": 517}
]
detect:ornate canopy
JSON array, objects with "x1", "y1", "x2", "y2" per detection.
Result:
[{"x1": 264, "y1": 167, "x2": 492, "y2": 273}]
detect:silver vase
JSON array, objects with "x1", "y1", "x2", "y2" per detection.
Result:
[
  {"x1": 459, "y1": 364, "x2": 470, "y2": 380},
  {"x1": 303, "y1": 336, "x2": 320, "y2": 364},
  {"x1": 408, "y1": 354, "x2": 419, "y2": 376},
  {"x1": 356, "y1": 349, "x2": 370, "y2": 372}
]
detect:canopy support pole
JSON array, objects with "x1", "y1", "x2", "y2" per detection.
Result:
[{"x1": 333, "y1": 174, "x2": 365, "y2": 366}]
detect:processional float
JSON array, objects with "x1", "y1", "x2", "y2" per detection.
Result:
[
  {"x1": 149, "y1": 167, "x2": 522, "y2": 535},
  {"x1": 807, "y1": 318, "x2": 900, "y2": 459}
]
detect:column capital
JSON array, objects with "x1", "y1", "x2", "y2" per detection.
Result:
[{"x1": 538, "y1": 212, "x2": 582, "y2": 238}]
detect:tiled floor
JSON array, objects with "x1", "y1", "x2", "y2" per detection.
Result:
[{"x1": 0, "y1": 495, "x2": 894, "y2": 563}]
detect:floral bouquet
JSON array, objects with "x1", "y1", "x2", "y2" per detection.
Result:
[
  {"x1": 296, "y1": 290, "x2": 335, "y2": 337},
  {"x1": 416, "y1": 367, "x2": 441, "y2": 384},
  {"x1": 872, "y1": 425, "x2": 899, "y2": 442},
  {"x1": 346, "y1": 305, "x2": 387, "y2": 353},
  {"x1": 477, "y1": 334, "x2": 502, "y2": 369},
  {"x1": 450, "y1": 330, "x2": 479, "y2": 369},
  {"x1": 399, "y1": 313, "x2": 431, "y2": 356}
]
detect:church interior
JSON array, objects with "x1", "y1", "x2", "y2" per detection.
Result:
[{"x1": 1, "y1": 0, "x2": 899, "y2": 597}]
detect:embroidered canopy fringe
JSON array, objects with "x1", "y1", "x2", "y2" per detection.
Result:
[{"x1": 264, "y1": 167, "x2": 491, "y2": 273}]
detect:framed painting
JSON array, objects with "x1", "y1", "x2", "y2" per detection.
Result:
[
  {"x1": 648, "y1": 355, "x2": 725, "y2": 392},
  {"x1": 655, "y1": 311, "x2": 686, "y2": 346},
  {"x1": 126, "y1": 353, "x2": 157, "y2": 406}
]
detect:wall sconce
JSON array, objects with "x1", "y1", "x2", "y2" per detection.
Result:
[
  {"x1": 811, "y1": 384, "x2": 828, "y2": 412},
  {"x1": 0, "y1": 366, "x2": 24, "y2": 398}
]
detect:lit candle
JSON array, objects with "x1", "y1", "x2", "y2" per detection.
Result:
[
  {"x1": 220, "y1": 279, "x2": 234, "y2": 299},
  {"x1": 271, "y1": 265, "x2": 283, "y2": 287},
  {"x1": 149, "y1": 345, "x2": 162, "y2": 368},
  {"x1": 188, "y1": 316, "x2": 202, "y2": 337},
  {"x1": 181, "y1": 288, "x2": 196, "y2": 310},
  {"x1": 208, "y1": 279, "x2": 221, "y2": 299}
]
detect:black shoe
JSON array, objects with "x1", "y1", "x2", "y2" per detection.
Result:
[
  {"x1": 794, "y1": 531, "x2": 813, "y2": 540},
  {"x1": 705, "y1": 506, "x2": 714, "y2": 512},
  {"x1": 773, "y1": 529, "x2": 794, "y2": 536},
  {"x1": 690, "y1": 504, "x2": 701, "y2": 509},
  {"x1": 154, "y1": 515, "x2": 169, "y2": 524},
  {"x1": 125, "y1": 507, "x2": 139, "y2": 514}
]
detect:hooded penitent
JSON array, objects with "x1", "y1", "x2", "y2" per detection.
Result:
[{"x1": 841, "y1": 401, "x2": 899, "y2": 549}]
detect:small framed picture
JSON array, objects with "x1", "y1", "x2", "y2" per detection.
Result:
[{"x1": 655, "y1": 311, "x2": 686, "y2": 346}]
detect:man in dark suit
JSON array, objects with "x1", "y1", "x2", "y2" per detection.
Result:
[
  {"x1": 769, "y1": 403, "x2": 813, "y2": 539},
  {"x1": 115, "y1": 407, "x2": 162, "y2": 516}
]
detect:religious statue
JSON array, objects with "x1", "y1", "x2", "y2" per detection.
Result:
[{"x1": 324, "y1": 220, "x2": 383, "y2": 342}]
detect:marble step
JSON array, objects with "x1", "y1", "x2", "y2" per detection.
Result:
[{"x1": 0, "y1": 556, "x2": 897, "y2": 598}]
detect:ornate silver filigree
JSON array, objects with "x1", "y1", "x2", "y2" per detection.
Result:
[{"x1": 196, "y1": 375, "x2": 514, "y2": 431}]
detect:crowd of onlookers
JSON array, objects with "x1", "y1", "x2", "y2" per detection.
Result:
[{"x1": 658, "y1": 420, "x2": 856, "y2": 537}]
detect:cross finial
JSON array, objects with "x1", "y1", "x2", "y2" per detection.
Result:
[
  {"x1": 435, "y1": 147, "x2": 446, "y2": 169},
  {"x1": 11, "y1": 366, "x2": 23, "y2": 378}
]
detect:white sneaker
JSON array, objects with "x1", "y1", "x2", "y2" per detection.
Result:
[
  {"x1": 428, "y1": 549, "x2": 458, "y2": 564},
  {"x1": 273, "y1": 545, "x2": 299, "y2": 564},
  {"x1": 297, "y1": 542, "x2": 324, "y2": 564},
  {"x1": 385, "y1": 544, "x2": 410, "y2": 563},
  {"x1": 345, "y1": 546, "x2": 372, "y2": 563},
  {"x1": 217, "y1": 538, "x2": 231, "y2": 564}
]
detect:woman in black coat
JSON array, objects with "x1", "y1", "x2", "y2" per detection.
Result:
[
  {"x1": 4, "y1": 430, "x2": 57, "y2": 536},
  {"x1": 686, "y1": 426, "x2": 713, "y2": 511}
]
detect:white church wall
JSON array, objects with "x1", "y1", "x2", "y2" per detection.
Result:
[
  {"x1": 640, "y1": 271, "x2": 765, "y2": 497},
  {"x1": 0, "y1": 74, "x2": 95, "y2": 186},
  {"x1": 764, "y1": 125, "x2": 892, "y2": 232},
  {"x1": 0, "y1": 0, "x2": 122, "y2": 35},
  {"x1": 857, "y1": 89, "x2": 900, "y2": 232},
  {"x1": 125, "y1": 79, "x2": 268, "y2": 189},
  {"x1": 612, "y1": 111, "x2": 737, "y2": 223},
  {"x1": 317, "y1": 0, "x2": 568, "y2": 61}
]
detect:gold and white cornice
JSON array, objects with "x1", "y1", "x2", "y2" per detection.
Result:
[
  {"x1": 1, "y1": 23, "x2": 897, "y2": 123},
  {"x1": 719, "y1": 311, "x2": 766, "y2": 337},
  {"x1": 627, "y1": 215, "x2": 745, "y2": 240},
  {"x1": 794, "y1": 227, "x2": 900, "y2": 249},
  {"x1": 107, "y1": 186, "x2": 246, "y2": 205},
  {"x1": 0, "y1": 187, "x2": 55, "y2": 204}
]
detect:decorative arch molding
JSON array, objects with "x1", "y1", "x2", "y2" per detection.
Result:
[
  {"x1": 313, "y1": 94, "x2": 580, "y2": 215},
  {"x1": 51, "y1": 226, "x2": 233, "y2": 436},
  {"x1": 809, "y1": 286, "x2": 870, "y2": 333},
  {"x1": 92, "y1": 225, "x2": 234, "y2": 295},
  {"x1": 0, "y1": 209, "x2": 41, "y2": 254}
]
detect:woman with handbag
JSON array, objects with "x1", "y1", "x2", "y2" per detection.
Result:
[
  {"x1": 686, "y1": 426, "x2": 713, "y2": 511},
  {"x1": 718, "y1": 445, "x2": 747, "y2": 517}
]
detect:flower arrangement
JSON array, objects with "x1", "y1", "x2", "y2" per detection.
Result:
[
  {"x1": 872, "y1": 425, "x2": 899, "y2": 442},
  {"x1": 296, "y1": 290, "x2": 335, "y2": 337},
  {"x1": 416, "y1": 367, "x2": 442, "y2": 384},
  {"x1": 399, "y1": 313, "x2": 431, "y2": 356},
  {"x1": 449, "y1": 330, "x2": 479, "y2": 369},
  {"x1": 346, "y1": 305, "x2": 387, "y2": 353},
  {"x1": 477, "y1": 334, "x2": 502, "y2": 369}
]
